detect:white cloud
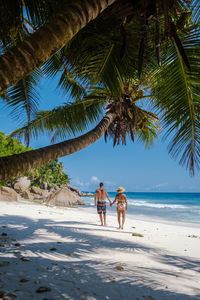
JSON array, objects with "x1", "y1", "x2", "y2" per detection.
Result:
[{"x1": 91, "y1": 176, "x2": 99, "y2": 182}]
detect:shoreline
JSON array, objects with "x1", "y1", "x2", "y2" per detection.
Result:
[
  {"x1": 0, "y1": 200, "x2": 200, "y2": 299},
  {"x1": 82, "y1": 205, "x2": 200, "y2": 229},
  {"x1": 83, "y1": 191, "x2": 200, "y2": 227}
]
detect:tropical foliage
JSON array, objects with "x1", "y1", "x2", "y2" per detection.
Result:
[
  {"x1": 0, "y1": 0, "x2": 200, "y2": 178},
  {"x1": 0, "y1": 131, "x2": 31, "y2": 157},
  {"x1": 25, "y1": 160, "x2": 69, "y2": 189},
  {"x1": 151, "y1": 28, "x2": 200, "y2": 175},
  {"x1": 0, "y1": 131, "x2": 69, "y2": 187}
]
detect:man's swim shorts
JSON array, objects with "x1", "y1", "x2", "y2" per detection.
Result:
[{"x1": 97, "y1": 201, "x2": 106, "y2": 214}]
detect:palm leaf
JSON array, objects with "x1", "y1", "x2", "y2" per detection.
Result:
[
  {"x1": 10, "y1": 96, "x2": 105, "y2": 144},
  {"x1": 61, "y1": 17, "x2": 140, "y2": 96},
  {"x1": 2, "y1": 69, "x2": 42, "y2": 120},
  {"x1": 152, "y1": 29, "x2": 200, "y2": 175},
  {"x1": 0, "y1": 0, "x2": 23, "y2": 45},
  {"x1": 1, "y1": 69, "x2": 43, "y2": 145},
  {"x1": 42, "y1": 53, "x2": 87, "y2": 100},
  {"x1": 57, "y1": 68, "x2": 87, "y2": 100},
  {"x1": 192, "y1": 0, "x2": 200, "y2": 24},
  {"x1": 136, "y1": 122, "x2": 160, "y2": 148}
]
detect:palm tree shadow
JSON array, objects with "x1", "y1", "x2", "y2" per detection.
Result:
[{"x1": 0, "y1": 214, "x2": 200, "y2": 300}]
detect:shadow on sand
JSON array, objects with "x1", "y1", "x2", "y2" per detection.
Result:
[{"x1": 0, "y1": 213, "x2": 200, "y2": 300}]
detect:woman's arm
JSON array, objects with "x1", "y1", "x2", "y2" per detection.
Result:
[
  {"x1": 110, "y1": 196, "x2": 117, "y2": 207},
  {"x1": 125, "y1": 195, "x2": 128, "y2": 210},
  {"x1": 105, "y1": 190, "x2": 111, "y2": 204}
]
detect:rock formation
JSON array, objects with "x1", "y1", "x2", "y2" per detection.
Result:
[
  {"x1": 0, "y1": 187, "x2": 19, "y2": 202},
  {"x1": 13, "y1": 177, "x2": 30, "y2": 193},
  {"x1": 31, "y1": 186, "x2": 49, "y2": 198},
  {"x1": 1, "y1": 178, "x2": 87, "y2": 206},
  {"x1": 45, "y1": 187, "x2": 84, "y2": 207}
]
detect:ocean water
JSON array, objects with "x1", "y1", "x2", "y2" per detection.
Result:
[{"x1": 83, "y1": 192, "x2": 200, "y2": 225}]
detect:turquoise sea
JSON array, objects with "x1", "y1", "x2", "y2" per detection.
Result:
[{"x1": 83, "y1": 192, "x2": 200, "y2": 225}]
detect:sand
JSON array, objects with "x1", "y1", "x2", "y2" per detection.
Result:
[{"x1": 0, "y1": 200, "x2": 200, "y2": 300}]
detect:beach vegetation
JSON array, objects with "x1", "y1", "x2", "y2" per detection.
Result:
[
  {"x1": 114, "y1": 265, "x2": 124, "y2": 271},
  {"x1": 0, "y1": 0, "x2": 200, "y2": 179},
  {"x1": 132, "y1": 233, "x2": 144, "y2": 237},
  {"x1": 0, "y1": 131, "x2": 69, "y2": 188},
  {"x1": 25, "y1": 159, "x2": 70, "y2": 189},
  {"x1": 0, "y1": 131, "x2": 31, "y2": 157},
  {"x1": 188, "y1": 234, "x2": 198, "y2": 238}
]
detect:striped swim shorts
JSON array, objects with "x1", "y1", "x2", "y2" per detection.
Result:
[{"x1": 97, "y1": 201, "x2": 106, "y2": 214}]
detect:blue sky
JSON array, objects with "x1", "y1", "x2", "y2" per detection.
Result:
[{"x1": 1, "y1": 78, "x2": 200, "y2": 192}]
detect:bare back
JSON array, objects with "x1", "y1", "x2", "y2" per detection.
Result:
[
  {"x1": 95, "y1": 188, "x2": 107, "y2": 201},
  {"x1": 116, "y1": 193, "x2": 126, "y2": 204}
]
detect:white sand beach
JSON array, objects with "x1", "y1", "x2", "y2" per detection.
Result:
[{"x1": 0, "y1": 200, "x2": 200, "y2": 300}]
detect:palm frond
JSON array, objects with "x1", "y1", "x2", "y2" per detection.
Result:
[
  {"x1": 0, "y1": 0, "x2": 23, "y2": 45},
  {"x1": 152, "y1": 29, "x2": 200, "y2": 175},
  {"x1": 10, "y1": 96, "x2": 105, "y2": 144},
  {"x1": 57, "y1": 68, "x2": 87, "y2": 100},
  {"x1": 42, "y1": 54, "x2": 61, "y2": 78},
  {"x1": 136, "y1": 117, "x2": 160, "y2": 148},
  {"x1": 192, "y1": 0, "x2": 200, "y2": 24},
  {"x1": 2, "y1": 69, "x2": 42, "y2": 120},
  {"x1": 24, "y1": 0, "x2": 73, "y2": 29},
  {"x1": 1, "y1": 69, "x2": 43, "y2": 145},
  {"x1": 42, "y1": 53, "x2": 87, "y2": 100},
  {"x1": 61, "y1": 17, "x2": 140, "y2": 96}
]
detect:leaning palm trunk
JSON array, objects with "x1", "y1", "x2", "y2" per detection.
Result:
[
  {"x1": 0, "y1": 0, "x2": 116, "y2": 94},
  {"x1": 0, "y1": 112, "x2": 115, "y2": 180}
]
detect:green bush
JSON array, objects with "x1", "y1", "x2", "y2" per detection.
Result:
[
  {"x1": 0, "y1": 131, "x2": 70, "y2": 188},
  {"x1": 25, "y1": 159, "x2": 70, "y2": 188},
  {"x1": 132, "y1": 233, "x2": 144, "y2": 237}
]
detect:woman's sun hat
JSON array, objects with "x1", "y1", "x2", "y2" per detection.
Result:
[{"x1": 117, "y1": 186, "x2": 125, "y2": 193}]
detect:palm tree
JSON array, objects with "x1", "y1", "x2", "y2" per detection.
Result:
[
  {"x1": 0, "y1": 0, "x2": 197, "y2": 93},
  {"x1": 0, "y1": 0, "x2": 200, "y2": 180},
  {"x1": 2, "y1": 20, "x2": 200, "y2": 179},
  {"x1": 0, "y1": 0, "x2": 117, "y2": 94},
  {"x1": 0, "y1": 110, "x2": 115, "y2": 179},
  {"x1": 0, "y1": 77, "x2": 160, "y2": 180}
]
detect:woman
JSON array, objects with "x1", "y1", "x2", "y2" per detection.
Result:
[{"x1": 111, "y1": 187, "x2": 127, "y2": 229}]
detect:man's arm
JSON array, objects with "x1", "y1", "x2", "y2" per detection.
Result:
[
  {"x1": 94, "y1": 190, "x2": 97, "y2": 206},
  {"x1": 105, "y1": 190, "x2": 111, "y2": 204},
  {"x1": 110, "y1": 196, "x2": 117, "y2": 207}
]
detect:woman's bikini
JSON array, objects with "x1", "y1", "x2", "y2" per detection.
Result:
[{"x1": 116, "y1": 194, "x2": 126, "y2": 210}]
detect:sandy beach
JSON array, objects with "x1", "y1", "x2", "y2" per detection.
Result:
[{"x1": 0, "y1": 200, "x2": 200, "y2": 300}]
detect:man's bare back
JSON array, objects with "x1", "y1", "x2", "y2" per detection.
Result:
[{"x1": 95, "y1": 188, "x2": 107, "y2": 201}]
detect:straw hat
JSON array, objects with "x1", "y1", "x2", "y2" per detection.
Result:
[{"x1": 117, "y1": 186, "x2": 125, "y2": 193}]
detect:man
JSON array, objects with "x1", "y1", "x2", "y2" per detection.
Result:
[{"x1": 94, "y1": 182, "x2": 111, "y2": 226}]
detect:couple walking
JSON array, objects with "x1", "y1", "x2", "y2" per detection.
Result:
[{"x1": 94, "y1": 182, "x2": 127, "y2": 229}]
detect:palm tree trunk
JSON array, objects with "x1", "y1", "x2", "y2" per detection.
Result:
[
  {"x1": 0, "y1": 0, "x2": 116, "y2": 95},
  {"x1": 0, "y1": 112, "x2": 115, "y2": 180}
]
